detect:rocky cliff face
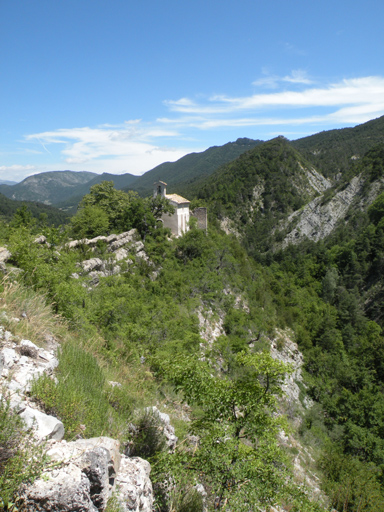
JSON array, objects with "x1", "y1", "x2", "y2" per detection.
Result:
[{"x1": 279, "y1": 174, "x2": 384, "y2": 248}]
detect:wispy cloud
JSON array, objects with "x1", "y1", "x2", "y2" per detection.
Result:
[
  {"x1": 282, "y1": 69, "x2": 313, "y2": 85},
  {"x1": 20, "y1": 75, "x2": 384, "y2": 179},
  {"x1": 252, "y1": 69, "x2": 312, "y2": 89},
  {"x1": 25, "y1": 122, "x2": 201, "y2": 174},
  {"x1": 161, "y1": 76, "x2": 384, "y2": 128}
]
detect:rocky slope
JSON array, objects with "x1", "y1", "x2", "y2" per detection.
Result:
[{"x1": 0, "y1": 319, "x2": 154, "y2": 512}]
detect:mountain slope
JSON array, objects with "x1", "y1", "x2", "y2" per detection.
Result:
[
  {"x1": 195, "y1": 137, "x2": 331, "y2": 253},
  {"x1": 55, "y1": 172, "x2": 138, "y2": 210},
  {"x1": 291, "y1": 114, "x2": 384, "y2": 179},
  {"x1": 0, "y1": 193, "x2": 69, "y2": 225},
  {"x1": 126, "y1": 138, "x2": 263, "y2": 197},
  {"x1": 0, "y1": 171, "x2": 97, "y2": 205}
]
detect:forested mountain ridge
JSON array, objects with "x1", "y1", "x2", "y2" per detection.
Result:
[
  {"x1": 193, "y1": 137, "x2": 332, "y2": 253},
  {"x1": 291, "y1": 115, "x2": 384, "y2": 179},
  {"x1": 126, "y1": 137, "x2": 263, "y2": 197},
  {"x1": 0, "y1": 193, "x2": 69, "y2": 226},
  {"x1": 55, "y1": 172, "x2": 139, "y2": 212}
]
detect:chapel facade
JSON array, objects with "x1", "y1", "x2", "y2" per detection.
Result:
[{"x1": 153, "y1": 181, "x2": 190, "y2": 236}]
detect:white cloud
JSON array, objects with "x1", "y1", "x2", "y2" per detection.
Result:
[
  {"x1": 252, "y1": 69, "x2": 312, "y2": 88},
  {"x1": 25, "y1": 123, "x2": 201, "y2": 175},
  {"x1": 170, "y1": 77, "x2": 384, "y2": 112},
  {"x1": 0, "y1": 164, "x2": 39, "y2": 182},
  {"x1": 282, "y1": 70, "x2": 313, "y2": 84}
]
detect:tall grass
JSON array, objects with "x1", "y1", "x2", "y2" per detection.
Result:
[{"x1": 32, "y1": 340, "x2": 119, "y2": 439}]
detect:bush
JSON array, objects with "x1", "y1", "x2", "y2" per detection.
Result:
[{"x1": 126, "y1": 409, "x2": 167, "y2": 459}]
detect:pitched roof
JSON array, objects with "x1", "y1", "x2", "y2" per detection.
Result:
[{"x1": 165, "y1": 193, "x2": 190, "y2": 205}]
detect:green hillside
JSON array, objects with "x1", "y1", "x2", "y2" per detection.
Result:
[
  {"x1": 291, "y1": 115, "x2": 384, "y2": 179},
  {"x1": 126, "y1": 137, "x2": 263, "y2": 197},
  {"x1": 0, "y1": 193, "x2": 69, "y2": 226}
]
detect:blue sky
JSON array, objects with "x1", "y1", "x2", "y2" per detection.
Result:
[{"x1": 1, "y1": 0, "x2": 384, "y2": 182}]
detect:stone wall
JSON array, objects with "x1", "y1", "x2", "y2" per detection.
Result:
[{"x1": 191, "y1": 207, "x2": 208, "y2": 232}]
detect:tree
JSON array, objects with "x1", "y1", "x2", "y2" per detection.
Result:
[
  {"x1": 154, "y1": 351, "x2": 316, "y2": 511},
  {"x1": 76, "y1": 181, "x2": 174, "y2": 238},
  {"x1": 10, "y1": 205, "x2": 35, "y2": 229},
  {"x1": 79, "y1": 181, "x2": 133, "y2": 233},
  {"x1": 69, "y1": 205, "x2": 109, "y2": 239}
]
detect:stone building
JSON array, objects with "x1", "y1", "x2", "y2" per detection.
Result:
[{"x1": 153, "y1": 181, "x2": 207, "y2": 237}]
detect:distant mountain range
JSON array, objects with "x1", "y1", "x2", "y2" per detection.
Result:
[
  {"x1": 0, "y1": 138, "x2": 263, "y2": 208},
  {"x1": 1, "y1": 116, "x2": 384, "y2": 216},
  {"x1": 0, "y1": 180, "x2": 18, "y2": 186}
]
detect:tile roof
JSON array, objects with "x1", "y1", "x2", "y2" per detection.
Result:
[{"x1": 166, "y1": 193, "x2": 190, "y2": 204}]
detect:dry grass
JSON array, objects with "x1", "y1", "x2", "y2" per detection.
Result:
[{"x1": 0, "y1": 278, "x2": 63, "y2": 347}]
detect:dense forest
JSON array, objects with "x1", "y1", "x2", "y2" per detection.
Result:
[{"x1": 2, "y1": 118, "x2": 384, "y2": 511}]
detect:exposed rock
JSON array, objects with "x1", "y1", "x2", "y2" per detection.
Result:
[
  {"x1": 81, "y1": 258, "x2": 104, "y2": 273},
  {"x1": 34, "y1": 235, "x2": 48, "y2": 245},
  {"x1": 0, "y1": 246, "x2": 11, "y2": 263},
  {"x1": 114, "y1": 248, "x2": 129, "y2": 261},
  {"x1": 114, "y1": 455, "x2": 153, "y2": 512},
  {"x1": 0, "y1": 339, "x2": 58, "y2": 394},
  {"x1": 19, "y1": 406, "x2": 65, "y2": 441},
  {"x1": 68, "y1": 229, "x2": 152, "y2": 286},
  {"x1": 148, "y1": 406, "x2": 178, "y2": 452},
  {"x1": 22, "y1": 463, "x2": 98, "y2": 512},
  {"x1": 282, "y1": 175, "x2": 364, "y2": 246},
  {"x1": 270, "y1": 329, "x2": 313, "y2": 421},
  {"x1": 302, "y1": 165, "x2": 332, "y2": 195},
  {"x1": 22, "y1": 437, "x2": 153, "y2": 512},
  {"x1": 197, "y1": 307, "x2": 225, "y2": 345}
]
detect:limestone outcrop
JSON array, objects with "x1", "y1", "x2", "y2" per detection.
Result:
[
  {"x1": 21, "y1": 437, "x2": 153, "y2": 512},
  {"x1": 68, "y1": 229, "x2": 152, "y2": 286}
]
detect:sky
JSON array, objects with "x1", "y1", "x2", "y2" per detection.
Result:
[{"x1": 1, "y1": 0, "x2": 384, "y2": 182}]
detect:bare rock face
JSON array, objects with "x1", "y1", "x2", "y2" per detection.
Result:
[
  {"x1": 114, "y1": 455, "x2": 153, "y2": 512},
  {"x1": 69, "y1": 229, "x2": 152, "y2": 286},
  {"x1": 270, "y1": 329, "x2": 313, "y2": 415},
  {"x1": 282, "y1": 175, "x2": 364, "y2": 247},
  {"x1": 149, "y1": 406, "x2": 178, "y2": 452},
  {"x1": 21, "y1": 438, "x2": 154, "y2": 512},
  {"x1": 19, "y1": 406, "x2": 65, "y2": 441},
  {"x1": 22, "y1": 463, "x2": 98, "y2": 512}
]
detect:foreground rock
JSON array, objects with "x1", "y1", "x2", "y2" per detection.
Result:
[{"x1": 21, "y1": 437, "x2": 153, "y2": 512}]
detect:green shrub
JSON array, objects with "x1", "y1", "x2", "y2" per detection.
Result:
[{"x1": 126, "y1": 409, "x2": 167, "y2": 459}]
